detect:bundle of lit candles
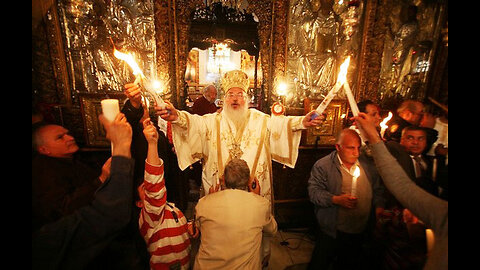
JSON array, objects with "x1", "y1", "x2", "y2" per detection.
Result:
[
  {"x1": 113, "y1": 49, "x2": 167, "y2": 109},
  {"x1": 100, "y1": 48, "x2": 171, "y2": 145},
  {"x1": 310, "y1": 56, "x2": 351, "y2": 120}
]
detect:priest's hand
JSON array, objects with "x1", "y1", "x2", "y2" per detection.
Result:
[
  {"x1": 124, "y1": 83, "x2": 143, "y2": 109},
  {"x1": 303, "y1": 110, "x2": 326, "y2": 128},
  {"x1": 155, "y1": 100, "x2": 179, "y2": 122}
]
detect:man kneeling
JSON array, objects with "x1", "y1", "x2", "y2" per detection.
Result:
[{"x1": 193, "y1": 158, "x2": 277, "y2": 269}]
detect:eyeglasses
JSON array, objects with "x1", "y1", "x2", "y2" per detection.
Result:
[{"x1": 226, "y1": 92, "x2": 246, "y2": 99}]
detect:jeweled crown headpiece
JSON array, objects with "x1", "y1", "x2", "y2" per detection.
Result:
[{"x1": 221, "y1": 70, "x2": 250, "y2": 93}]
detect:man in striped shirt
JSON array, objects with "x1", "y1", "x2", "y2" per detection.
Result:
[{"x1": 136, "y1": 118, "x2": 197, "y2": 270}]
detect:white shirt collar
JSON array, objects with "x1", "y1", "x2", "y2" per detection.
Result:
[{"x1": 337, "y1": 154, "x2": 360, "y2": 176}]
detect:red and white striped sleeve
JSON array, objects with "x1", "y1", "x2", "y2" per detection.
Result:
[{"x1": 139, "y1": 159, "x2": 166, "y2": 235}]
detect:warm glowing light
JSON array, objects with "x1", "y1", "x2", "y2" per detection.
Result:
[
  {"x1": 149, "y1": 79, "x2": 163, "y2": 94},
  {"x1": 311, "y1": 56, "x2": 351, "y2": 120},
  {"x1": 114, "y1": 48, "x2": 166, "y2": 108},
  {"x1": 351, "y1": 166, "x2": 360, "y2": 197},
  {"x1": 207, "y1": 42, "x2": 234, "y2": 75},
  {"x1": 113, "y1": 49, "x2": 144, "y2": 77},
  {"x1": 353, "y1": 166, "x2": 360, "y2": 178},
  {"x1": 337, "y1": 56, "x2": 350, "y2": 85},
  {"x1": 426, "y1": 229, "x2": 435, "y2": 254},
  {"x1": 380, "y1": 111, "x2": 393, "y2": 138},
  {"x1": 277, "y1": 82, "x2": 288, "y2": 96},
  {"x1": 380, "y1": 111, "x2": 393, "y2": 129}
]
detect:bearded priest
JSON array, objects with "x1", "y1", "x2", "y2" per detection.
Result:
[{"x1": 150, "y1": 70, "x2": 324, "y2": 204}]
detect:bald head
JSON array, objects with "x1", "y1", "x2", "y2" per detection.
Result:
[
  {"x1": 335, "y1": 129, "x2": 361, "y2": 169},
  {"x1": 336, "y1": 128, "x2": 361, "y2": 145}
]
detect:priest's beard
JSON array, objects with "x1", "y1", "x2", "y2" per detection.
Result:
[{"x1": 224, "y1": 101, "x2": 249, "y2": 129}]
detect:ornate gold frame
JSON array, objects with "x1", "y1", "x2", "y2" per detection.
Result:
[
  {"x1": 160, "y1": 0, "x2": 383, "y2": 110},
  {"x1": 302, "y1": 99, "x2": 348, "y2": 146},
  {"x1": 40, "y1": 0, "x2": 390, "y2": 146}
]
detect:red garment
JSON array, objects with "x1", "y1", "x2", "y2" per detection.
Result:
[
  {"x1": 191, "y1": 96, "x2": 218, "y2": 115},
  {"x1": 139, "y1": 161, "x2": 191, "y2": 270}
]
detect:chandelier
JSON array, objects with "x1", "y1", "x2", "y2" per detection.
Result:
[{"x1": 206, "y1": 41, "x2": 235, "y2": 76}]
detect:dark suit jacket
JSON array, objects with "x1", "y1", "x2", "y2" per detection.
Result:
[
  {"x1": 32, "y1": 157, "x2": 135, "y2": 270},
  {"x1": 191, "y1": 95, "x2": 218, "y2": 115},
  {"x1": 121, "y1": 100, "x2": 188, "y2": 212},
  {"x1": 384, "y1": 114, "x2": 439, "y2": 155},
  {"x1": 385, "y1": 141, "x2": 438, "y2": 197}
]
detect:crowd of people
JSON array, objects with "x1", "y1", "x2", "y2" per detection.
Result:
[{"x1": 32, "y1": 69, "x2": 447, "y2": 270}]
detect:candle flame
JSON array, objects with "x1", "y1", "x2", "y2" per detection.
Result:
[
  {"x1": 336, "y1": 56, "x2": 351, "y2": 86},
  {"x1": 353, "y1": 166, "x2": 360, "y2": 177},
  {"x1": 277, "y1": 82, "x2": 288, "y2": 96},
  {"x1": 150, "y1": 79, "x2": 164, "y2": 94},
  {"x1": 380, "y1": 111, "x2": 393, "y2": 130},
  {"x1": 113, "y1": 49, "x2": 144, "y2": 77}
]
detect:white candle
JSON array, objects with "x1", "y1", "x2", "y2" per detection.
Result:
[
  {"x1": 426, "y1": 229, "x2": 435, "y2": 255},
  {"x1": 136, "y1": 76, "x2": 167, "y2": 110},
  {"x1": 351, "y1": 166, "x2": 360, "y2": 197},
  {"x1": 101, "y1": 99, "x2": 119, "y2": 152},
  {"x1": 101, "y1": 99, "x2": 120, "y2": 122},
  {"x1": 311, "y1": 57, "x2": 351, "y2": 120},
  {"x1": 313, "y1": 82, "x2": 344, "y2": 117},
  {"x1": 344, "y1": 81, "x2": 359, "y2": 116}
]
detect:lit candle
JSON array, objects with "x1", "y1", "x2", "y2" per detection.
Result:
[
  {"x1": 380, "y1": 111, "x2": 393, "y2": 139},
  {"x1": 343, "y1": 81, "x2": 359, "y2": 116},
  {"x1": 351, "y1": 166, "x2": 360, "y2": 197},
  {"x1": 277, "y1": 82, "x2": 288, "y2": 105},
  {"x1": 311, "y1": 57, "x2": 350, "y2": 120},
  {"x1": 114, "y1": 49, "x2": 167, "y2": 109},
  {"x1": 101, "y1": 99, "x2": 120, "y2": 122},
  {"x1": 426, "y1": 229, "x2": 435, "y2": 255}
]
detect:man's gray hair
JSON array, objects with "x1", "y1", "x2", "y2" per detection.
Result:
[
  {"x1": 32, "y1": 124, "x2": 50, "y2": 151},
  {"x1": 224, "y1": 158, "x2": 250, "y2": 190},
  {"x1": 203, "y1": 84, "x2": 216, "y2": 94}
]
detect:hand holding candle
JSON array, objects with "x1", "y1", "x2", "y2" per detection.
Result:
[{"x1": 114, "y1": 48, "x2": 167, "y2": 110}]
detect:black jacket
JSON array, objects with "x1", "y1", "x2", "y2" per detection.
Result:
[{"x1": 32, "y1": 157, "x2": 135, "y2": 270}]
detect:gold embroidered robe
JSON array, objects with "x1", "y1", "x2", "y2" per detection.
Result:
[{"x1": 171, "y1": 108, "x2": 306, "y2": 203}]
